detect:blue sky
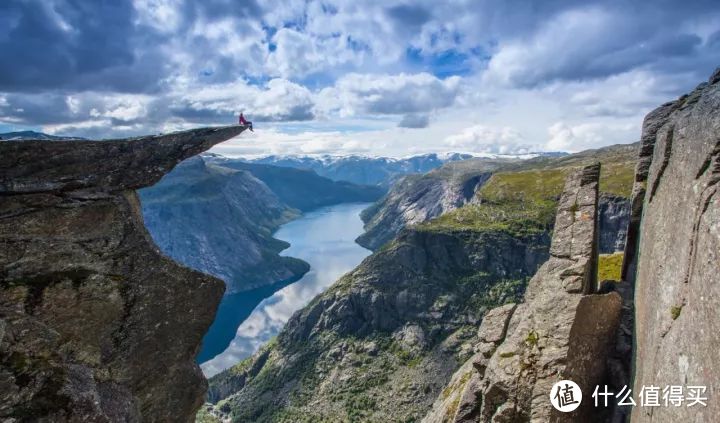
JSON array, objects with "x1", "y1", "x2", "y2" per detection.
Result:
[{"x1": 0, "y1": 0, "x2": 718, "y2": 156}]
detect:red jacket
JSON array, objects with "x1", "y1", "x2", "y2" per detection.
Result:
[{"x1": 239, "y1": 114, "x2": 248, "y2": 125}]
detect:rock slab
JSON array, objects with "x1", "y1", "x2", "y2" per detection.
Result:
[
  {"x1": 629, "y1": 69, "x2": 720, "y2": 422},
  {"x1": 0, "y1": 126, "x2": 244, "y2": 422}
]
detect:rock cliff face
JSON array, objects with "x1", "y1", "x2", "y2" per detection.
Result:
[
  {"x1": 356, "y1": 159, "x2": 508, "y2": 250},
  {"x1": 0, "y1": 126, "x2": 244, "y2": 421},
  {"x1": 424, "y1": 164, "x2": 623, "y2": 422},
  {"x1": 357, "y1": 145, "x2": 637, "y2": 253},
  {"x1": 140, "y1": 156, "x2": 309, "y2": 294},
  {"x1": 204, "y1": 143, "x2": 635, "y2": 422},
  {"x1": 626, "y1": 69, "x2": 720, "y2": 422}
]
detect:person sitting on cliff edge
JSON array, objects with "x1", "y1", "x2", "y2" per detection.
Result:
[{"x1": 238, "y1": 112, "x2": 253, "y2": 132}]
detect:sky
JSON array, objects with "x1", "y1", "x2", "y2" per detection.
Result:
[{"x1": 0, "y1": 0, "x2": 718, "y2": 157}]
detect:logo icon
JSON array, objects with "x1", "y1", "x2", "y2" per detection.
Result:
[{"x1": 550, "y1": 380, "x2": 582, "y2": 412}]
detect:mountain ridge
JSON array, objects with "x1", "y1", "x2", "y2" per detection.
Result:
[{"x1": 140, "y1": 156, "x2": 383, "y2": 294}]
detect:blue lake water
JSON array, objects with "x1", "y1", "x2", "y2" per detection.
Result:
[{"x1": 200, "y1": 202, "x2": 372, "y2": 377}]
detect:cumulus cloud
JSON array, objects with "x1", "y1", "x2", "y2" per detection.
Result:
[
  {"x1": 266, "y1": 28, "x2": 362, "y2": 78},
  {"x1": 318, "y1": 73, "x2": 461, "y2": 117},
  {"x1": 1, "y1": 0, "x2": 718, "y2": 155},
  {"x1": 484, "y1": 5, "x2": 719, "y2": 88},
  {"x1": 545, "y1": 121, "x2": 636, "y2": 152},
  {"x1": 444, "y1": 125, "x2": 538, "y2": 154},
  {"x1": 170, "y1": 78, "x2": 315, "y2": 123}
]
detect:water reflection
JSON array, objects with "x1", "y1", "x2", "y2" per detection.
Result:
[{"x1": 201, "y1": 203, "x2": 371, "y2": 377}]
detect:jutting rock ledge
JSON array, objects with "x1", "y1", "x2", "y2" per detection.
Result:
[{"x1": 0, "y1": 126, "x2": 245, "y2": 421}]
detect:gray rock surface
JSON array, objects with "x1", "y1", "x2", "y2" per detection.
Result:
[
  {"x1": 424, "y1": 164, "x2": 623, "y2": 423},
  {"x1": 629, "y1": 69, "x2": 720, "y2": 422},
  {"x1": 476, "y1": 303, "x2": 517, "y2": 345},
  {"x1": 0, "y1": 126, "x2": 244, "y2": 422}
]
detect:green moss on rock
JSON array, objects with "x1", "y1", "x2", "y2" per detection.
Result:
[{"x1": 598, "y1": 253, "x2": 624, "y2": 282}]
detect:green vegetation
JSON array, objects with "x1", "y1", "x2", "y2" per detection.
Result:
[
  {"x1": 418, "y1": 151, "x2": 636, "y2": 236},
  {"x1": 459, "y1": 274, "x2": 527, "y2": 312},
  {"x1": 525, "y1": 330, "x2": 539, "y2": 347},
  {"x1": 598, "y1": 162, "x2": 635, "y2": 198},
  {"x1": 195, "y1": 406, "x2": 222, "y2": 423},
  {"x1": 670, "y1": 306, "x2": 683, "y2": 320},
  {"x1": 446, "y1": 396, "x2": 461, "y2": 419},
  {"x1": 419, "y1": 168, "x2": 566, "y2": 236},
  {"x1": 598, "y1": 253, "x2": 624, "y2": 282},
  {"x1": 440, "y1": 371, "x2": 473, "y2": 400}
]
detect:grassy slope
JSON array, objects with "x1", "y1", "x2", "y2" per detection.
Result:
[{"x1": 420, "y1": 143, "x2": 637, "y2": 235}]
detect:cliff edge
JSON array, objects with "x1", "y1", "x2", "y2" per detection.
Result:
[
  {"x1": 0, "y1": 126, "x2": 245, "y2": 421},
  {"x1": 626, "y1": 69, "x2": 720, "y2": 422}
]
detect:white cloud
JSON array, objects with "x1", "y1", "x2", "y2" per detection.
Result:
[
  {"x1": 170, "y1": 78, "x2": 315, "y2": 122},
  {"x1": 133, "y1": 0, "x2": 183, "y2": 33},
  {"x1": 545, "y1": 121, "x2": 636, "y2": 152},
  {"x1": 266, "y1": 28, "x2": 362, "y2": 78},
  {"x1": 317, "y1": 72, "x2": 461, "y2": 117},
  {"x1": 444, "y1": 124, "x2": 537, "y2": 154}
]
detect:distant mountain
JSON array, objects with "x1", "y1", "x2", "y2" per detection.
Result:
[
  {"x1": 140, "y1": 156, "x2": 383, "y2": 293},
  {"x1": 247, "y1": 153, "x2": 566, "y2": 187},
  {"x1": 0, "y1": 130, "x2": 84, "y2": 141},
  {"x1": 139, "y1": 157, "x2": 308, "y2": 294},
  {"x1": 205, "y1": 156, "x2": 385, "y2": 211},
  {"x1": 356, "y1": 158, "x2": 513, "y2": 250},
  {"x1": 357, "y1": 145, "x2": 635, "y2": 251},
  {"x1": 247, "y1": 153, "x2": 473, "y2": 187}
]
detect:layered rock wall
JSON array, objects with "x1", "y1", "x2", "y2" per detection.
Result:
[{"x1": 0, "y1": 126, "x2": 244, "y2": 421}]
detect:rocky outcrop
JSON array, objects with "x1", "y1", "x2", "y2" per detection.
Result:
[
  {"x1": 424, "y1": 164, "x2": 623, "y2": 422},
  {"x1": 0, "y1": 126, "x2": 244, "y2": 421},
  {"x1": 627, "y1": 69, "x2": 720, "y2": 422},
  {"x1": 356, "y1": 159, "x2": 508, "y2": 250}
]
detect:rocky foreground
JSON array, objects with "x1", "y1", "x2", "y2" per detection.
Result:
[
  {"x1": 424, "y1": 163, "x2": 622, "y2": 422},
  {"x1": 0, "y1": 126, "x2": 245, "y2": 421},
  {"x1": 424, "y1": 68, "x2": 720, "y2": 422}
]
